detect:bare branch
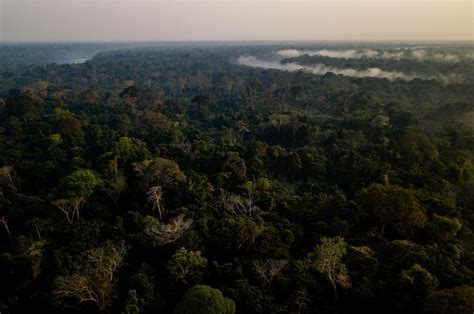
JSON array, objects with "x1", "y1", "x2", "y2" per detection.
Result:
[
  {"x1": 147, "y1": 185, "x2": 164, "y2": 219},
  {"x1": 52, "y1": 197, "x2": 84, "y2": 224},
  {"x1": 252, "y1": 259, "x2": 287, "y2": 286},
  {"x1": 145, "y1": 214, "x2": 192, "y2": 245},
  {"x1": 214, "y1": 190, "x2": 260, "y2": 219},
  {"x1": 54, "y1": 241, "x2": 127, "y2": 311}
]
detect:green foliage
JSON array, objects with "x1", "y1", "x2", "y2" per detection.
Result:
[
  {"x1": 0, "y1": 45, "x2": 473, "y2": 314},
  {"x1": 48, "y1": 133, "x2": 62, "y2": 146},
  {"x1": 310, "y1": 237, "x2": 351, "y2": 301},
  {"x1": 112, "y1": 136, "x2": 150, "y2": 164},
  {"x1": 134, "y1": 157, "x2": 186, "y2": 189},
  {"x1": 122, "y1": 290, "x2": 141, "y2": 314},
  {"x1": 425, "y1": 214, "x2": 461, "y2": 241},
  {"x1": 128, "y1": 267, "x2": 156, "y2": 309},
  {"x1": 210, "y1": 216, "x2": 264, "y2": 254},
  {"x1": 357, "y1": 184, "x2": 426, "y2": 236},
  {"x1": 424, "y1": 286, "x2": 474, "y2": 314},
  {"x1": 174, "y1": 285, "x2": 235, "y2": 314},
  {"x1": 16, "y1": 236, "x2": 47, "y2": 280},
  {"x1": 167, "y1": 247, "x2": 208, "y2": 284},
  {"x1": 0, "y1": 236, "x2": 47, "y2": 287},
  {"x1": 6, "y1": 93, "x2": 44, "y2": 123},
  {"x1": 400, "y1": 264, "x2": 439, "y2": 295},
  {"x1": 346, "y1": 246, "x2": 379, "y2": 279},
  {"x1": 60, "y1": 169, "x2": 100, "y2": 199}
]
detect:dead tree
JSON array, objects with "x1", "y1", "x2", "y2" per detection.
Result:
[
  {"x1": 147, "y1": 185, "x2": 164, "y2": 219},
  {"x1": 54, "y1": 241, "x2": 127, "y2": 311},
  {"x1": 145, "y1": 215, "x2": 192, "y2": 245},
  {"x1": 252, "y1": 259, "x2": 288, "y2": 286},
  {"x1": 214, "y1": 191, "x2": 260, "y2": 219}
]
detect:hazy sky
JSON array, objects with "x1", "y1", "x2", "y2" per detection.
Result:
[{"x1": 0, "y1": 0, "x2": 472, "y2": 42}]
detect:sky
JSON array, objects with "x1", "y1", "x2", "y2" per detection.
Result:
[{"x1": 0, "y1": 0, "x2": 472, "y2": 42}]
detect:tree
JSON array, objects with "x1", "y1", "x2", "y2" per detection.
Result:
[
  {"x1": 252, "y1": 259, "x2": 287, "y2": 286},
  {"x1": 269, "y1": 114, "x2": 291, "y2": 144},
  {"x1": 167, "y1": 247, "x2": 208, "y2": 284},
  {"x1": 174, "y1": 285, "x2": 235, "y2": 314},
  {"x1": 52, "y1": 197, "x2": 85, "y2": 224},
  {"x1": 127, "y1": 266, "x2": 156, "y2": 311},
  {"x1": 6, "y1": 93, "x2": 44, "y2": 123},
  {"x1": 53, "y1": 169, "x2": 99, "y2": 224},
  {"x1": 122, "y1": 290, "x2": 141, "y2": 314},
  {"x1": 425, "y1": 214, "x2": 461, "y2": 241},
  {"x1": 134, "y1": 157, "x2": 187, "y2": 195},
  {"x1": 356, "y1": 184, "x2": 426, "y2": 237},
  {"x1": 423, "y1": 286, "x2": 474, "y2": 314},
  {"x1": 103, "y1": 171, "x2": 127, "y2": 210},
  {"x1": 214, "y1": 190, "x2": 260, "y2": 219},
  {"x1": 100, "y1": 152, "x2": 129, "y2": 209},
  {"x1": 211, "y1": 216, "x2": 264, "y2": 253},
  {"x1": 76, "y1": 89, "x2": 98, "y2": 103},
  {"x1": 0, "y1": 216, "x2": 12, "y2": 240},
  {"x1": 48, "y1": 133, "x2": 63, "y2": 147},
  {"x1": 310, "y1": 236, "x2": 351, "y2": 302},
  {"x1": 134, "y1": 157, "x2": 186, "y2": 186},
  {"x1": 396, "y1": 264, "x2": 439, "y2": 310},
  {"x1": 119, "y1": 86, "x2": 140, "y2": 99},
  {"x1": 0, "y1": 165, "x2": 17, "y2": 189},
  {"x1": 16, "y1": 235, "x2": 47, "y2": 281},
  {"x1": 145, "y1": 215, "x2": 193, "y2": 245},
  {"x1": 52, "y1": 110, "x2": 83, "y2": 137},
  {"x1": 54, "y1": 241, "x2": 127, "y2": 311},
  {"x1": 293, "y1": 288, "x2": 311, "y2": 314},
  {"x1": 60, "y1": 169, "x2": 99, "y2": 199},
  {"x1": 345, "y1": 246, "x2": 378, "y2": 299},
  {"x1": 221, "y1": 152, "x2": 247, "y2": 183},
  {"x1": 147, "y1": 186, "x2": 164, "y2": 219},
  {"x1": 112, "y1": 136, "x2": 150, "y2": 165},
  {"x1": 396, "y1": 132, "x2": 439, "y2": 169}
]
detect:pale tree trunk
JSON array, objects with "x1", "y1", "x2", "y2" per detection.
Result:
[
  {"x1": 328, "y1": 273, "x2": 338, "y2": 303},
  {"x1": 0, "y1": 217, "x2": 12, "y2": 240},
  {"x1": 3, "y1": 221, "x2": 12, "y2": 240}
]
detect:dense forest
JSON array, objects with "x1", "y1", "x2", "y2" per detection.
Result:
[{"x1": 0, "y1": 43, "x2": 473, "y2": 313}]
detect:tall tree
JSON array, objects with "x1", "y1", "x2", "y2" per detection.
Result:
[
  {"x1": 310, "y1": 236, "x2": 351, "y2": 302},
  {"x1": 174, "y1": 285, "x2": 235, "y2": 314},
  {"x1": 54, "y1": 241, "x2": 127, "y2": 311},
  {"x1": 356, "y1": 184, "x2": 426, "y2": 237}
]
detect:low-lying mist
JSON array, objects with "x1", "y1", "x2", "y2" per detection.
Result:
[
  {"x1": 275, "y1": 48, "x2": 473, "y2": 62},
  {"x1": 236, "y1": 55, "x2": 458, "y2": 82}
]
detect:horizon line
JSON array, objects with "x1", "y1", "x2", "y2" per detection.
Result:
[{"x1": 1, "y1": 39, "x2": 473, "y2": 45}]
